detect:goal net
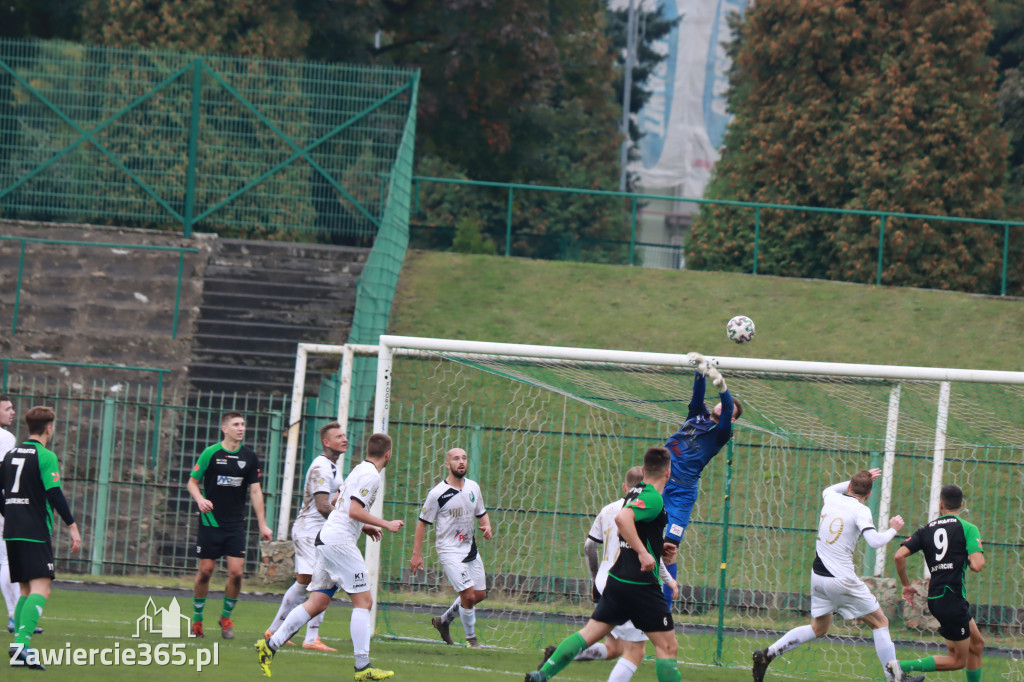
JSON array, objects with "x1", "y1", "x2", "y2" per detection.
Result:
[{"x1": 355, "y1": 336, "x2": 1024, "y2": 679}]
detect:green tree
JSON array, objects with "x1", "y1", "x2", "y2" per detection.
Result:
[
  {"x1": 989, "y1": 0, "x2": 1024, "y2": 212},
  {"x1": 0, "y1": 0, "x2": 83, "y2": 40},
  {"x1": 690, "y1": 0, "x2": 1011, "y2": 293}
]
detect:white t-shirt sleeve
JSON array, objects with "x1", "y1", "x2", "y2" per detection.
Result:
[
  {"x1": 308, "y1": 460, "x2": 333, "y2": 495},
  {"x1": 348, "y1": 466, "x2": 379, "y2": 511},
  {"x1": 855, "y1": 504, "x2": 876, "y2": 534},
  {"x1": 473, "y1": 482, "x2": 486, "y2": 517},
  {"x1": 587, "y1": 511, "x2": 604, "y2": 543},
  {"x1": 419, "y1": 487, "x2": 440, "y2": 524}
]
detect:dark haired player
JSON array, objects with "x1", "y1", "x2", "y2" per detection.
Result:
[
  {"x1": 525, "y1": 447, "x2": 682, "y2": 682},
  {"x1": 187, "y1": 410, "x2": 272, "y2": 639},
  {"x1": 661, "y1": 354, "x2": 741, "y2": 607},
  {"x1": 887, "y1": 484, "x2": 985, "y2": 682}
]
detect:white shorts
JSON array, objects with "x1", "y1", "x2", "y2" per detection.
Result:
[
  {"x1": 440, "y1": 555, "x2": 486, "y2": 592},
  {"x1": 293, "y1": 536, "x2": 316, "y2": 575},
  {"x1": 610, "y1": 621, "x2": 647, "y2": 642},
  {"x1": 810, "y1": 572, "x2": 880, "y2": 620},
  {"x1": 308, "y1": 543, "x2": 369, "y2": 595}
]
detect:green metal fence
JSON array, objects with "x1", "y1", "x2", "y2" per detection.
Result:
[
  {"x1": 0, "y1": 38, "x2": 418, "y2": 240},
  {"x1": 409, "y1": 175, "x2": 1024, "y2": 294}
]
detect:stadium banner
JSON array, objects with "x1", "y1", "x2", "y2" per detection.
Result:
[{"x1": 617, "y1": 0, "x2": 748, "y2": 195}]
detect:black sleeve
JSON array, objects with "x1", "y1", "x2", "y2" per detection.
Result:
[{"x1": 45, "y1": 487, "x2": 76, "y2": 526}]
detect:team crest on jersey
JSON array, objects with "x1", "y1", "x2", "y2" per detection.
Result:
[
  {"x1": 238, "y1": 461, "x2": 246, "y2": 469},
  {"x1": 470, "y1": 492, "x2": 475, "y2": 502}
]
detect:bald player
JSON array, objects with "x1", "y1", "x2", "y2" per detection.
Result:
[{"x1": 410, "y1": 447, "x2": 493, "y2": 649}]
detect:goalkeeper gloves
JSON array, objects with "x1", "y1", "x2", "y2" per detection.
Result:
[
  {"x1": 687, "y1": 352, "x2": 710, "y2": 376},
  {"x1": 707, "y1": 367, "x2": 728, "y2": 393}
]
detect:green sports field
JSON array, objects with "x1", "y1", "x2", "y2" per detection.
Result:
[{"x1": 12, "y1": 584, "x2": 1021, "y2": 681}]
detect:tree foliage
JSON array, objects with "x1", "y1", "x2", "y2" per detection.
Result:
[{"x1": 690, "y1": 0, "x2": 1011, "y2": 294}]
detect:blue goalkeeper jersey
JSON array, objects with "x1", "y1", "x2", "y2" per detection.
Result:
[{"x1": 664, "y1": 373, "x2": 735, "y2": 489}]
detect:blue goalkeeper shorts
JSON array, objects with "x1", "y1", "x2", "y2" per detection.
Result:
[{"x1": 662, "y1": 484, "x2": 699, "y2": 545}]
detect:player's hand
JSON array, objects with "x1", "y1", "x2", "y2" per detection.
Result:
[
  {"x1": 707, "y1": 367, "x2": 727, "y2": 392},
  {"x1": 686, "y1": 352, "x2": 706, "y2": 371},
  {"x1": 410, "y1": 554, "x2": 424, "y2": 573},
  {"x1": 197, "y1": 497, "x2": 214, "y2": 513},
  {"x1": 638, "y1": 550, "x2": 655, "y2": 572},
  {"x1": 667, "y1": 579, "x2": 679, "y2": 600},
  {"x1": 68, "y1": 524, "x2": 82, "y2": 554},
  {"x1": 259, "y1": 524, "x2": 273, "y2": 541},
  {"x1": 480, "y1": 524, "x2": 493, "y2": 540},
  {"x1": 363, "y1": 525, "x2": 383, "y2": 542},
  {"x1": 382, "y1": 519, "x2": 405, "y2": 533},
  {"x1": 901, "y1": 584, "x2": 917, "y2": 606},
  {"x1": 888, "y1": 515, "x2": 905, "y2": 532},
  {"x1": 868, "y1": 468, "x2": 883, "y2": 480}
]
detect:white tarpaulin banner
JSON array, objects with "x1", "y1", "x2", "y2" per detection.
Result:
[{"x1": 620, "y1": 0, "x2": 748, "y2": 195}]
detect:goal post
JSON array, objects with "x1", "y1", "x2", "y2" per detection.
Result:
[{"x1": 368, "y1": 335, "x2": 1024, "y2": 678}]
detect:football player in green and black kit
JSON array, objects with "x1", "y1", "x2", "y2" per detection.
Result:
[
  {"x1": 0, "y1": 406, "x2": 82, "y2": 669},
  {"x1": 187, "y1": 411, "x2": 272, "y2": 639},
  {"x1": 525, "y1": 447, "x2": 682, "y2": 682},
  {"x1": 889, "y1": 484, "x2": 985, "y2": 682}
]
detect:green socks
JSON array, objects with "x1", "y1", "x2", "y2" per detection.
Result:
[
  {"x1": 192, "y1": 597, "x2": 206, "y2": 623},
  {"x1": 540, "y1": 632, "x2": 587, "y2": 679},
  {"x1": 13, "y1": 595, "x2": 26, "y2": 631},
  {"x1": 966, "y1": 667, "x2": 982, "y2": 682},
  {"x1": 15, "y1": 594, "x2": 46, "y2": 647},
  {"x1": 656, "y1": 658, "x2": 682, "y2": 681},
  {"x1": 901, "y1": 657, "x2": 937, "y2": 673},
  {"x1": 221, "y1": 597, "x2": 238, "y2": 619}
]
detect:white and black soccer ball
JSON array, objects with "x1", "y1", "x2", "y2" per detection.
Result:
[{"x1": 726, "y1": 315, "x2": 755, "y2": 344}]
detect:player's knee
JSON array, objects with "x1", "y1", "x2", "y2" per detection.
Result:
[
  {"x1": 658, "y1": 637, "x2": 678, "y2": 658},
  {"x1": 473, "y1": 589, "x2": 487, "y2": 605},
  {"x1": 195, "y1": 569, "x2": 213, "y2": 584},
  {"x1": 605, "y1": 637, "x2": 624, "y2": 658},
  {"x1": 969, "y1": 632, "x2": 985, "y2": 655},
  {"x1": 296, "y1": 574, "x2": 312, "y2": 586}
]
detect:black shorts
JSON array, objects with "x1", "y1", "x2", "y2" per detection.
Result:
[
  {"x1": 928, "y1": 594, "x2": 973, "y2": 642},
  {"x1": 195, "y1": 525, "x2": 246, "y2": 559},
  {"x1": 5, "y1": 540, "x2": 55, "y2": 583},
  {"x1": 591, "y1": 575, "x2": 674, "y2": 633}
]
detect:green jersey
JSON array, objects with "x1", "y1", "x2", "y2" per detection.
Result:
[
  {"x1": 0, "y1": 440, "x2": 63, "y2": 542},
  {"x1": 608, "y1": 482, "x2": 667, "y2": 587},
  {"x1": 190, "y1": 443, "x2": 261, "y2": 530}
]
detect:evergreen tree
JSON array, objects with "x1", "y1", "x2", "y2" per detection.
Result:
[{"x1": 690, "y1": 0, "x2": 1010, "y2": 293}]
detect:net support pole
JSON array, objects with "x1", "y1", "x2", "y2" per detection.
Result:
[
  {"x1": 873, "y1": 383, "x2": 901, "y2": 576},
  {"x1": 278, "y1": 344, "x2": 309, "y2": 540},
  {"x1": 714, "y1": 439, "x2": 735, "y2": 665},
  {"x1": 924, "y1": 382, "x2": 951, "y2": 578},
  {"x1": 367, "y1": 340, "x2": 395, "y2": 631}
]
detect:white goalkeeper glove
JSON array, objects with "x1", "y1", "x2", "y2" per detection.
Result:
[
  {"x1": 686, "y1": 352, "x2": 710, "y2": 375},
  {"x1": 707, "y1": 367, "x2": 728, "y2": 393}
]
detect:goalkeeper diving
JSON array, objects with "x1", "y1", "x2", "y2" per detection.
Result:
[{"x1": 660, "y1": 353, "x2": 742, "y2": 607}]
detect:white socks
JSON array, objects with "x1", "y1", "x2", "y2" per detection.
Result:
[
  {"x1": 268, "y1": 581, "x2": 308, "y2": 634},
  {"x1": 442, "y1": 597, "x2": 460, "y2": 625},
  {"x1": 608, "y1": 658, "x2": 638, "y2": 682},
  {"x1": 872, "y1": 627, "x2": 896, "y2": 668},
  {"x1": 304, "y1": 610, "x2": 325, "y2": 644},
  {"x1": 768, "y1": 624, "x2": 817, "y2": 658},
  {"x1": 351, "y1": 608, "x2": 372, "y2": 669},
  {"x1": 270, "y1": 601, "x2": 313, "y2": 650},
  {"x1": 0, "y1": 563, "x2": 17, "y2": 618},
  {"x1": 575, "y1": 642, "x2": 609, "y2": 661},
  {"x1": 458, "y1": 605, "x2": 476, "y2": 639}
]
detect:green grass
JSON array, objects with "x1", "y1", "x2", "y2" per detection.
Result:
[{"x1": 391, "y1": 251, "x2": 1024, "y2": 371}]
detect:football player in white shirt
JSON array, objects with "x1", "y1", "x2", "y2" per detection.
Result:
[
  {"x1": 264, "y1": 421, "x2": 348, "y2": 651},
  {"x1": 410, "y1": 448, "x2": 493, "y2": 649},
  {"x1": 752, "y1": 469, "x2": 922, "y2": 682},
  {"x1": 0, "y1": 394, "x2": 24, "y2": 634},
  {"x1": 256, "y1": 433, "x2": 405, "y2": 681}
]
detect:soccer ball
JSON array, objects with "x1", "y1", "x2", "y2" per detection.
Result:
[{"x1": 726, "y1": 315, "x2": 755, "y2": 344}]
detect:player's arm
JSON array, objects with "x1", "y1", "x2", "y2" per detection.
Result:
[
  {"x1": 965, "y1": 523, "x2": 985, "y2": 572},
  {"x1": 348, "y1": 497, "x2": 404, "y2": 533},
  {"x1": 477, "y1": 511, "x2": 493, "y2": 539},
  {"x1": 583, "y1": 538, "x2": 600, "y2": 580},
  {"x1": 187, "y1": 449, "x2": 215, "y2": 512},
  {"x1": 314, "y1": 491, "x2": 332, "y2": 519},
  {"x1": 687, "y1": 372, "x2": 707, "y2": 417},
  {"x1": 410, "y1": 519, "x2": 429, "y2": 572},
  {"x1": 248, "y1": 482, "x2": 273, "y2": 540},
  {"x1": 968, "y1": 551, "x2": 985, "y2": 572},
  {"x1": 39, "y1": 451, "x2": 82, "y2": 552},
  {"x1": 614, "y1": 507, "x2": 655, "y2": 572},
  {"x1": 659, "y1": 561, "x2": 679, "y2": 599}
]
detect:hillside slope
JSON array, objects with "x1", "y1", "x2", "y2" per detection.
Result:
[{"x1": 390, "y1": 251, "x2": 1024, "y2": 372}]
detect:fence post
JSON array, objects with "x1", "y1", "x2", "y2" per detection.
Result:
[
  {"x1": 469, "y1": 424, "x2": 483, "y2": 480},
  {"x1": 12, "y1": 239, "x2": 26, "y2": 335},
  {"x1": 505, "y1": 186, "x2": 514, "y2": 257},
  {"x1": 863, "y1": 450, "x2": 883, "y2": 574},
  {"x1": 1001, "y1": 223, "x2": 1009, "y2": 296},
  {"x1": 90, "y1": 397, "x2": 117, "y2": 575},
  {"x1": 629, "y1": 197, "x2": 638, "y2": 266},
  {"x1": 714, "y1": 439, "x2": 735, "y2": 665},
  {"x1": 876, "y1": 215, "x2": 886, "y2": 286},
  {"x1": 172, "y1": 250, "x2": 185, "y2": 339},
  {"x1": 265, "y1": 410, "x2": 283, "y2": 535},
  {"x1": 753, "y1": 206, "x2": 761, "y2": 275},
  {"x1": 183, "y1": 59, "x2": 202, "y2": 238}
]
